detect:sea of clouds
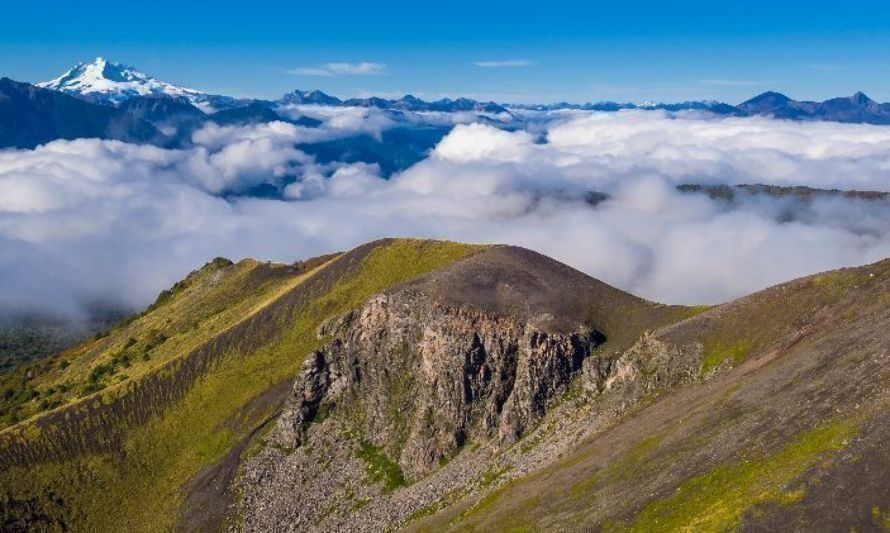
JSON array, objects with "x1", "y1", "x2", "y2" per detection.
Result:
[{"x1": 2, "y1": 109, "x2": 889, "y2": 321}]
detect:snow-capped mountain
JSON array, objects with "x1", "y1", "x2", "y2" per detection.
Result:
[{"x1": 38, "y1": 58, "x2": 235, "y2": 111}]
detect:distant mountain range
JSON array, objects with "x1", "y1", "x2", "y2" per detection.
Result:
[
  {"x1": 3, "y1": 57, "x2": 890, "y2": 153},
  {"x1": 281, "y1": 89, "x2": 510, "y2": 114},
  {"x1": 0, "y1": 77, "x2": 321, "y2": 149},
  {"x1": 30, "y1": 58, "x2": 890, "y2": 123},
  {"x1": 736, "y1": 90, "x2": 890, "y2": 124},
  {"x1": 514, "y1": 92, "x2": 890, "y2": 124},
  {"x1": 281, "y1": 89, "x2": 890, "y2": 125},
  {"x1": 510, "y1": 100, "x2": 745, "y2": 115}
]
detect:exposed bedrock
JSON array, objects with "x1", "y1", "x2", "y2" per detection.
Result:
[{"x1": 276, "y1": 291, "x2": 607, "y2": 479}]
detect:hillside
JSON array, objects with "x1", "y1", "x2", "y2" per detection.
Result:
[
  {"x1": 0, "y1": 78, "x2": 164, "y2": 149},
  {"x1": 0, "y1": 239, "x2": 887, "y2": 531},
  {"x1": 0, "y1": 239, "x2": 482, "y2": 530},
  {"x1": 410, "y1": 258, "x2": 890, "y2": 531}
]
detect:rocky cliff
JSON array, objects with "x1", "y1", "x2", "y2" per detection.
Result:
[
  {"x1": 237, "y1": 250, "x2": 890, "y2": 532},
  {"x1": 3, "y1": 240, "x2": 887, "y2": 532},
  {"x1": 236, "y1": 246, "x2": 690, "y2": 530},
  {"x1": 279, "y1": 291, "x2": 607, "y2": 478}
]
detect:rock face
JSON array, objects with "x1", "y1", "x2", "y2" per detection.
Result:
[
  {"x1": 236, "y1": 246, "x2": 684, "y2": 530},
  {"x1": 276, "y1": 291, "x2": 607, "y2": 479},
  {"x1": 236, "y1": 250, "x2": 890, "y2": 532}
]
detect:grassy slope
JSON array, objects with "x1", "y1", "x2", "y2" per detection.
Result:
[
  {"x1": 413, "y1": 259, "x2": 890, "y2": 531},
  {"x1": 0, "y1": 239, "x2": 482, "y2": 531},
  {"x1": 0, "y1": 257, "x2": 310, "y2": 429},
  {"x1": 4, "y1": 242, "x2": 886, "y2": 531}
]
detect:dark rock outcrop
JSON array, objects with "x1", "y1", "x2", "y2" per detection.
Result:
[{"x1": 277, "y1": 291, "x2": 607, "y2": 478}]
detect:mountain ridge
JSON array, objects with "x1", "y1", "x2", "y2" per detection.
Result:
[
  {"x1": 32, "y1": 58, "x2": 890, "y2": 125},
  {"x1": 2, "y1": 58, "x2": 889, "y2": 152},
  {"x1": 738, "y1": 90, "x2": 890, "y2": 124},
  {"x1": 0, "y1": 238, "x2": 887, "y2": 531},
  {"x1": 0, "y1": 77, "x2": 166, "y2": 148},
  {"x1": 411, "y1": 256, "x2": 890, "y2": 531}
]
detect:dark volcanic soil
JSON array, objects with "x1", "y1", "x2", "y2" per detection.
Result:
[
  {"x1": 179, "y1": 379, "x2": 294, "y2": 532},
  {"x1": 740, "y1": 412, "x2": 890, "y2": 533}
]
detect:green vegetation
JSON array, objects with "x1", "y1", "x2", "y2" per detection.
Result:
[
  {"x1": 0, "y1": 239, "x2": 480, "y2": 531},
  {"x1": 700, "y1": 339, "x2": 751, "y2": 376},
  {"x1": 460, "y1": 478, "x2": 541, "y2": 532},
  {"x1": 871, "y1": 506, "x2": 890, "y2": 531},
  {"x1": 416, "y1": 258, "x2": 890, "y2": 532},
  {"x1": 480, "y1": 465, "x2": 512, "y2": 487},
  {"x1": 0, "y1": 256, "x2": 297, "y2": 432},
  {"x1": 569, "y1": 432, "x2": 665, "y2": 497},
  {"x1": 688, "y1": 260, "x2": 890, "y2": 381},
  {"x1": 0, "y1": 310, "x2": 126, "y2": 372},
  {"x1": 0, "y1": 326, "x2": 76, "y2": 371},
  {"x1": 810, "y1": 268, "x2": 870, "y2": 295},
  {"x1": 440, "y1": 419, "x2": 856, "y2": 532},
  {"x1": 617, "y1": 419, "x2": 858, "y2": 532},
  {"x1": 0, "y1": 356, "x2": 72, "y2": 426},
  {"x1": 355, "y1": 439, "x2": 408, "y2": 492},
  {"x1": 141, "y1": 330, "x2": 167, "y2": 354},
  {"x1": 677, "y1": 304, "x2": 713, "y2": 320},
  {"x1": 145, "y1": 257, "x2": 234, "y2": 313},
  {"x1": 2, "y1": 242, "x2": 885, "y2": 532}
]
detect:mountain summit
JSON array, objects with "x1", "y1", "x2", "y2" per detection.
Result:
[
  {"x1": 279, "y1": 89, "x2": 343, "y2": 106},
  {"x1": 38, "y1": 58, "x2": 203, "y2": 106},
  {"x1": 37, "y1": 58, "x2": 235, "y2": 111}
]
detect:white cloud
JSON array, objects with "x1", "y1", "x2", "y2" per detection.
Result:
[
  {"x1": 288, "y1": 62, "x2": 386, "y2": 76},
  {"x1": 433, "y1": 123, "x2": 535, "y2": 163},
  {"x1": 1, "y1": 110, "x2": 889, "y2": 323},
  {"x1": 474, "y1": 60, "x2": 532, "y2": 68},
  {"x1": 275, "y1": 104, "x2": 396, "y2": 139},
  {"x1": 326, "y1": 62, "x2": 386, "y2": 75}
]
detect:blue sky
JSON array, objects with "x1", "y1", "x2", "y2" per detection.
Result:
[{"x1": 2, "y1": 0, "x2": 890, "y2": 103}]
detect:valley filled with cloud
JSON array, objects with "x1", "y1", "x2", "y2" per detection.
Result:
[{"x1": 2, "y1": 109, "x2": 889, "y2": 321}]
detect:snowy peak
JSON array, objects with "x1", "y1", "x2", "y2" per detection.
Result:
[
  {"x1": 38, "y1": 58, "x2": 207, "y2": 107},
  {"x1": 47, "y1": 57, "x2": 142, "y2": 86}
]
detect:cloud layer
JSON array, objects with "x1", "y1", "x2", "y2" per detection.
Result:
[
  {"x1": 1, "y1": 110, "x2": 889, "y2": 322},
  {"x1": 289, "y1": 62, "x2": 387, "y2": 76},
  {"x1": 474, "y1": 60, "x2": 532, "y2": 68}
]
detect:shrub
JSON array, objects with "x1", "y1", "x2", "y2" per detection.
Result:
[
  {"x1": 143, "y1": 332, "x2": 168, "y2": 354},
  {"x1": 89, "y1": 363, "x2": 114, "y2": 383}
]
